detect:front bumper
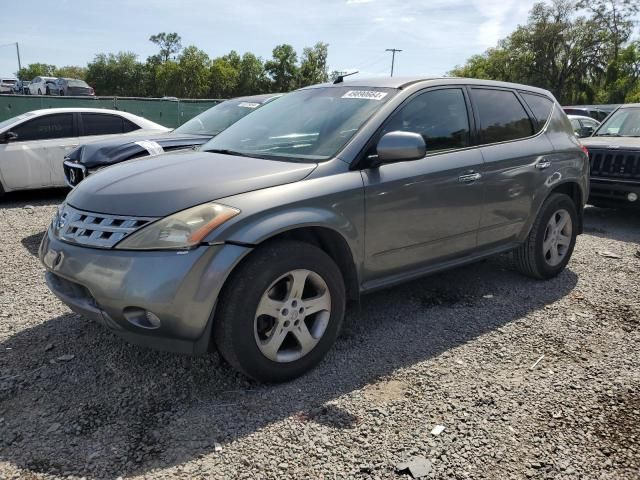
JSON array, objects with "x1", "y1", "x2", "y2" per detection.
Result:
[
  {"x1": 589, "y1": 178, "x2": 640, "y2": 208},
  {"x1": 39, "y1": 228, "x2": 251, "y2": 355}
]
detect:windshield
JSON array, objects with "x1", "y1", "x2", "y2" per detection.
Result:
[
  {"x1": 595, "y1": 107, "x2": 640, "y2": 137},
  {"x1": 174, "y1": 99, "x2": 267, "y2": 136},
  {"x1": 0, "y1": 112, "x2": 34, "y2": 131},
  {"x1": 201, "y1": 86, "x2": 397, "y2": 162}
]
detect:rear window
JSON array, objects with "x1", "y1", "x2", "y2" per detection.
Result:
[
  {"x1": 471, "y1": 89, "x2": 534, "y2": 144},
  {"x1": 521, "y1": 93, "x2": 554, "y2": 132},
  {"x1": 82, "y1": 113, "x2": 126, "y2": 136}
]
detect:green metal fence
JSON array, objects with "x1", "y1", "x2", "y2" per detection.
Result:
[{"x1": 0, "y1": 95, "x2": 223, "y2": 127}]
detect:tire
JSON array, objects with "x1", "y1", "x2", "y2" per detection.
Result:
[
  {"x1": 37, "y1": 89, "x2": 42, "y2": 95},
  {"x1": 514, "y1": 193, "x2": 578, "y2": 280},
  {"x1": 59, "y1": 90, "x2": 64, "y2": 96},
  {"x1": 214, "y1": 240, "x2": 346, "y2": 383},
  {"x1": 45, "y1": 87, "x2": 50, "y2": 95}
]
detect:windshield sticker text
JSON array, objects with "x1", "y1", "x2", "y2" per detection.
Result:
[
  {"x1": 341, "y1": 90, "x2": 388, "y2": 101},
  {"x1": 238, "y1": 102, "x2": 260, "y2": 108}
]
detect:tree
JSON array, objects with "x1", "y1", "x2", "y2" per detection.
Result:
[
  {"x1": 299, "y1": 42, "x2": 329, "y2": 87},
  {"x1": 208, "y1": 57, "x2": 239, "y2": 98},
  {"x1": 17, "y1": 63, "x2": 56, "y2": 80},
  {"x1": 265, "y1": 44, "x2": 299, "y2": 92},
  {"x1": 577, "y1": 0, "x2": 639, "y2": 59},
  {"x1": 54, "y1": 66, "x2": 87, "y2": 80},
  {"x1": 149, "y1": 32, "x2": 183, "y2": 63},
  {"x1": 178, "y1": 46, "x2": 211, "y2": 98},
  {"x1": 237, "y1": 53, "x2": 269, "y2": 95},
  {"x1": 86, "y1": 52, "x2": 146, "y2": 96}
]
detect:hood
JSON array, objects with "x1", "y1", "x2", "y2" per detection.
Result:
[
  {"x1": 581, "y1": 136, "x2": 640, "y2": 150},
  {"x1": 68, "y1": 131, "x2": 211, "y2": 169},
  {"x1": 66, "y1": 151, "x2": 318, "y2": 217}
]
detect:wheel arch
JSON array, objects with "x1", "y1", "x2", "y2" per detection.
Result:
[{"x1": 519, "y1": 180, "x2": 585, "y2": 243}]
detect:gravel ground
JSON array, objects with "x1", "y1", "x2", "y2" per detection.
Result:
[{"x1": 0, "y1": 190, "x2": 639, "y2": 480}]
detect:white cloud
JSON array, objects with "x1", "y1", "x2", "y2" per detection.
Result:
[{"x1": 346, "y1": 0, "x2": 375, "y2": 4}]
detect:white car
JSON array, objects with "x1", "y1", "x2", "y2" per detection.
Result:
[
  {"x1": 0, "y1": 108, "x2": 169, "y2": 193},
  {"x1": 28, "y1": 76, "x2": 57, "y2": 95},
  {"x1": 0, "y1": 76, "x2": 18, "y2": 94},
  {"x1": 568, "y1": 114, "x2": 601, "y2": 138}
]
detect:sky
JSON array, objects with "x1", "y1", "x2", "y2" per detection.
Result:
[{"x1": 0, "y1": 0, "x2": 537, "y2": 79}]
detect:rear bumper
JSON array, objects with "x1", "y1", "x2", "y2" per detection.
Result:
[
  {"x1": 39, "y1": 228, "x2": 251, "y2": 354},
  {"x1": 589, "y1": 178, "x2": 640, "y2": 208}
]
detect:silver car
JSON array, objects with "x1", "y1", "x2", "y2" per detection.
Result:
[{"x1": 40, "y1": 77, "x2": 589, "y2": 382}]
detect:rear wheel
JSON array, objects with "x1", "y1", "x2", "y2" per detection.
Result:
[
  {"x1": 214, "y1": 240, "x2": 346, "y2": 383},
  {"x1": 37, "y1": 89, "x2": 42, "y2": 95},
  {"x1": 59, "y1": 90, "x2": 64, "y2": 96},
  {"x1": 513, "y1": 193, "x2": 578, "y2": 279},
  {"x1": 45, "y1": 87, "x2": 50, "y2": 95}
]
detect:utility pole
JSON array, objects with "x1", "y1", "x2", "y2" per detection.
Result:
[
  {"x1": 385, "y1": 48, "x2": 402, "y2": 77},
  {"x1": 15, "y1": 42, "x2": 21, "y2": 72}
]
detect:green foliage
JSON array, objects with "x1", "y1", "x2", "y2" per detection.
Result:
[
  {"x1": 265, "y1": 44, "x2": 299, "y2": 92},
  {"x1": 299, "y1": 42, "x2": 329, "y2": 87},
  {"x1": 451, "y1": 0, "x2": 640, "y2": 104},
  {"x1": 149, "y1": 32, "x2": 183, "y2": 62},
  {"x1": 17, "y1": 63, "x2": 56, "y2": 80},
  {"x1": 54, "y1": 66, "x2": 87, "y2": 80}
]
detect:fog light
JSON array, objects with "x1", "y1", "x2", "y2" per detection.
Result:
[
  {"x1": 123, "y1": 307, "x2": 161, "y2": 329},
  {"x1": 628, "y1": 192, "x2": 638, "y2": 202}
]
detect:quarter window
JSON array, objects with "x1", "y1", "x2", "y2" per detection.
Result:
[
  {"x1": 382, "y1": 88, "x2": 470, "y2": 152},
  {"x1": 471, "y1": 89, "x2": 534, "y2": 144},
  {"x1": 521, "y1": 93, "x2": 554, "y2": 132},
  {"x1": 11, "y1": 114, "x2": 74, "y2": 141}
]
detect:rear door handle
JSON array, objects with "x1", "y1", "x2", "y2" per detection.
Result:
[
  {"x1": 458, "y1": 172, "x2": 482, "y2": 184},
  {"x1": 535, "y1": 160, "x2": 552, "y2": 170}
]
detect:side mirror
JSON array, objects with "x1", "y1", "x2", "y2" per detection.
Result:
[
  {"x1": 0, "y1": 131, "x2": 18, "y2": 144},
  {"x1": 579, "y1": 126, "x2": 594, "y2": 138},
  {"x1": 374, "y1": 131, "x2": 426, "y2": 165}
]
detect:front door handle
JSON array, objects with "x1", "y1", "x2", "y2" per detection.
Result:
[
  {"x1": 535, "y1": 160, "x2": 552, "y2": 170},
  {"x1": 458, "y1": 172, "x2": 482, "y2": 184}
]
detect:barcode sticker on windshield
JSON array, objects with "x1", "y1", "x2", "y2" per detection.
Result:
[
  {"x1": 342, "y1": 90, "x2": 388, "y2": 100},
  {"x1": 135, "y1": 140, "x2": 164, "y2": 156},
  {"x1": 238, "y1": 102, "x2": 260, "y2": 108}
]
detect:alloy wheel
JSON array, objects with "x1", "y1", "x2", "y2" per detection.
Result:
[
  {"x1": 254, "y1": 269, "x2": 331, "y2": 363},
  {"x1": 543, "y1": 209, "x2": 572, "y2": 267}
]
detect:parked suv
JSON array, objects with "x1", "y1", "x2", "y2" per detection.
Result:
[
  {"x1": 40, "y1": 77, "x2": 588, "y2": 382},
  {"x1": 581, "y1": 104, "x2": 640, "y2": 208}
]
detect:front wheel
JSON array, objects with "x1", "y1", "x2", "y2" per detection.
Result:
[
  {"x1": 214, "y1": 240, "x2": 346, "y2": 383},
  {"x1": 513, "y1": 193, "x2": 578, "y2": 279}
]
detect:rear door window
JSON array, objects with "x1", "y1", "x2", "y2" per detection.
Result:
[
  {"x1": 81, "y1": 113, "x2": 126, "y2": 136},
  {"x1": 11, "y1": 114, "x2": 74, "y2": 141},
  {"x1": 521, "y1": 93, "x2": 554, "y2": 132},
  {"x1": 471, "y1": 89, "x2": 534, "y2": 144},
  {"x1": 382, "y1": 88, "x2": 471, "y2": 153}
]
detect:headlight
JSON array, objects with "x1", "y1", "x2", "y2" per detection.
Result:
[{"x1": 115, "y1": 202, "x2": 240, "y2": 250}]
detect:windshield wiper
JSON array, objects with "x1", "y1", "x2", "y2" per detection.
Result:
[{"x1": 204, "y1": 148, "x2": 265, "y2": 159}]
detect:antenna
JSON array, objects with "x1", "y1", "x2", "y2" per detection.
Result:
[{"x1": 333, "y1": 70, "x2": 359, "y2": 84}]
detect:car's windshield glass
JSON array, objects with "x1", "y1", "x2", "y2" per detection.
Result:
[
  {"x1": 201, "y1": 86, "x2": 397, "y2": 162},
  {"x1": 0, "y1": 112, "x2": 34, "y2": 131},
  {"x1": 174, "y1": 99, "x2": 266, "y2": 136},
  {"x1": 595, "y1": 107, "x2": 640, "y2": 137}
]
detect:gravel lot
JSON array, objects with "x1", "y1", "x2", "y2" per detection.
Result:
[{"x1": 0, "y1": 190, "x2": 638, "y2": 480}]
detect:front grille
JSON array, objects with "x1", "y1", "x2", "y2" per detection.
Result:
[
  {"x1": 63, "y1": 161, "x2": 87, "y2": 187},
  {"x1": 55, "y1": 204, "x2": 157, "y2": 248},
  {"x1": 588, "y1": 148, "x2": 640, "y2": 180}
]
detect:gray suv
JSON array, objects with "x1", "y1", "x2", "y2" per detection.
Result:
[{"x1": 40, "y1": 77, "x2": 588, "y2": 382}]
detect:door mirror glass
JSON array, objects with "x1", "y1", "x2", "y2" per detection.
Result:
[
  {"x1": 376, "y1": 131, "x2": 426, "y2": 164},
  {"x1": 0, "y1": 131, "x2": 18, "y2": 143},
  {"x1": 578, "y1": 126, "x2": 594, "y2": 137}
]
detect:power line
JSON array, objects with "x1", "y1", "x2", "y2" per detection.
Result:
[{"x1": 385, "y1": 48, "x2": 402, "y2": 77}]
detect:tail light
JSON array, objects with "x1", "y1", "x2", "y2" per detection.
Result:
[{"x1": 580, "y1": 145, "x2": 589, "y2": 157}]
